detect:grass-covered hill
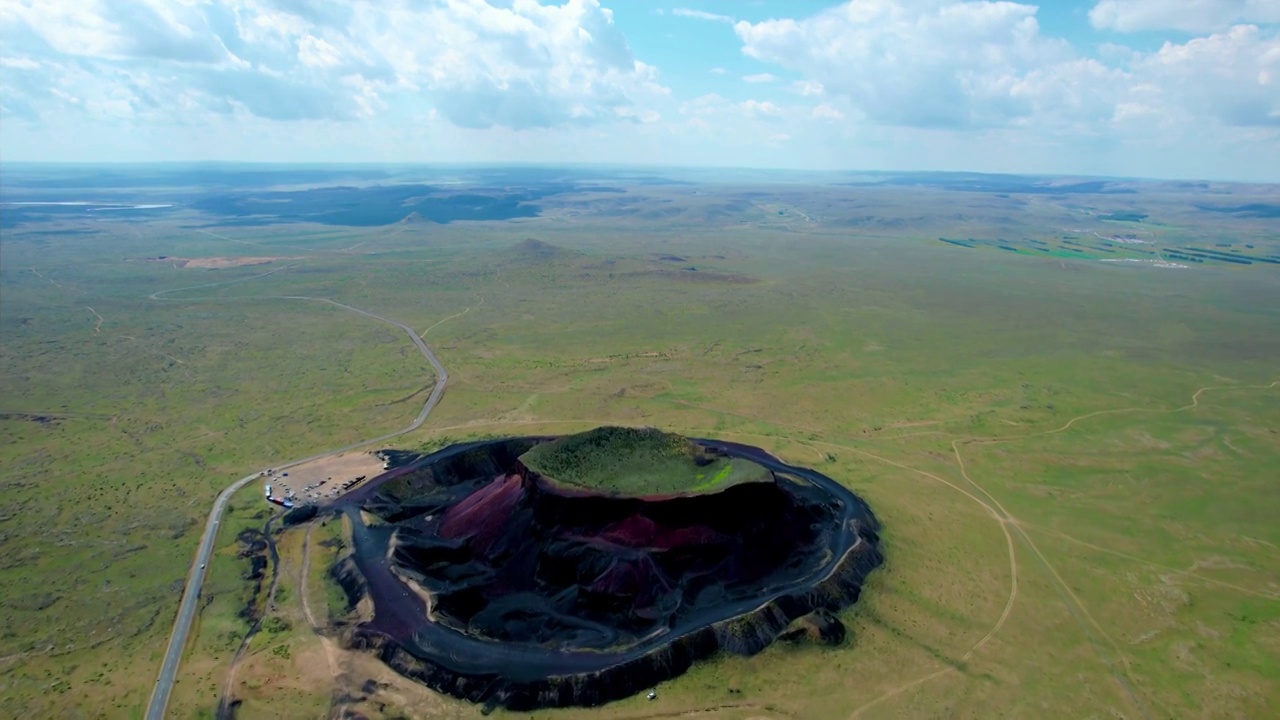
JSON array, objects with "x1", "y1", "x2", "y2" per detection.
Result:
[{"x1": 518, "y1": 426, "x2": 773, "y2": 497}]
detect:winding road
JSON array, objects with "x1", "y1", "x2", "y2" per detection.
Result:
[{"x1": 144, "y1": 297, "x2": 449, "y2": 720}]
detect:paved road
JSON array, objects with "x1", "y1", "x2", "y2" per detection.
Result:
[{"x1": 144, "y1": 297, "x2": 449, "y2": 720}]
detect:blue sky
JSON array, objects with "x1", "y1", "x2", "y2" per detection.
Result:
[{"x1": 1, "y1": 0, "x2": 1278, "y2": 180}]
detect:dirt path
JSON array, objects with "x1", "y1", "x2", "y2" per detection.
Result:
[
  {"x1": 198, "y1": 223, "x2": 409, "y2": 258},
  {"x1": 937, "y1": 381, "x2": 1279, "y2": 719},
  {"x1": 30, "y1": 267, "x2": 61, "y2": 287},
  {"x1": 670, "y1": 399, "x2": 827, "y2": 438},
  {"x1": 612, "y1": 701, "x2": 800, "y2": 719},
  {"x1": 880, "y1": 419, "x2": 944, "y2": 429},
  {"x1": 85, "y1": 307, "x2": 189, "y2": 377},
  {"x1": 81, "y1": 304, "x2": 194, "y2": 374},
  {"x1": 848, "y1": 666, "x2": 953, "y2": 719},
  {"x1": 146, "y1": 280, "x2": 450, "y2": 720},
  {"x1": 1014, "y1": 519, "x2": 1280, "y2": 601},
  {"x1": 335, "y1": 222, "x2": 408, "y2": 254},
  {"x1": 195, "y1": 228, "x2": 315, "y2": 255},
  {"x1": 300, "y1": 525, "x2": 340, "y2": 682},
  {"x1": 86, "y1": 306, "x2": 104, "y2": 334},
  {"x1": 783, "y1": 381, "x2": 1275, "y2": 718},
  {"x1": 418, "y1": 290, "x2": 486, "y2": 340},
  {"x1": 141, "y1": 233, "x2": 450, "y2": 719},
  {"x1": 1177, "y1": 381, "x2": 1280, "y2": 411},
  {"x1": 821, "y1": 441, "x2": 1018, "y2": 720},
  {"x1": 417, "y1": 381, "x2": 1278, "y2": 719},
  {"x1": 217, "y1": 515, "x2": 282, "y2": 719},
  {"x1": 148, "y1": 262, "x2": 304, "y2": 300},
  {"x1": 949, "y1": 440, "x2": 1153, "y2": 719}
]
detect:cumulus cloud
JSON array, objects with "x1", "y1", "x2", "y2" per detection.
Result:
[
  {"x1": 1137, "y1": 24, "x2": 1280, "y2": 126},
  {"x1": 0, "y1": 0, "x2": 233, "y2": 63},
  {"x1": 734, "y1": 0, "x2": 1280, "y2": 136},
  {"x1": 1089, "y1": 0, "x2": 1280, "y2": 33},
  {"x1": 734, "y1": 0, "x2": 1070, "y2": 128},
  {"x1": 676, "y1": 93, "x2": 825, "y2": 148},
  {"x1": 1008, "y1": 58, "x2": 1132, "y2": 127},
  {"x1": 366, "y1": 0, "x2": 666, "y2": 129},
  {"x1": 680, "y1": 92, "x2": 731, "y2": 116},
  {"x1": 296, "y1": 34, "x2": 343, "y2": 69},
  {"x1": 2, "y1": 0, "x2": 1276, "y2": 178},
  {"x1": 811, "y1": 104, "x2": 843, "y2": 120},
  {"x1": 0, "y1": 56, "x2": 40, "y2": 70},
  {"x1": 0, "y1": 0, "x2": 667, "y2": 129},
  {"x1": 672, "y1": 8, "x2": 736, "y2": 24},
  {"x1": 741, "y1": 99, "x2": 782, "y2": 117},
  {"x1": 791, "y1": 80, "x2": 824, "y2": 96}
]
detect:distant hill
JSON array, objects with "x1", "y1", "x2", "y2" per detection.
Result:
[{"x1": 503, "y1": 238, "x2": 583, "y2": 264}]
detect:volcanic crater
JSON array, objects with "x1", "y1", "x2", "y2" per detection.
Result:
[{"x1": 332, "y1": 427, "x2": 883, "y2": 710}]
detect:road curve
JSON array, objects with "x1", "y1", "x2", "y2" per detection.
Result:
[{"x1": 145, "y1": 297, "x2": 449, "y2": 720}]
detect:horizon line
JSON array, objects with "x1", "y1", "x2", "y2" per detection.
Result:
[{"x1": 2, "y1": 160, "x2": 1276, "y2": 186}]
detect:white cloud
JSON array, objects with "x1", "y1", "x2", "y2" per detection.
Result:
[
  {"x1": 0, "y1": 56, "x2": 40, "y2": 70},
  {"x1": 734, "y1": 0, "x2": 1280, "y2": 134},
  {"x1": 1090, "y1": 0, "x2": 1280, "y2": 33},
  {"x1": 0, "y1": 0, "x2": 668, "y2": 129},
  {"x1": 1, "y1": 0, "x2": 1277, "y2": 180},
  {"x1": 741, "y1": 98, "x2": 782, "y2": 117},
  {"x1": 361, "y1": 0, "x2": 667, "y2": 129},
  {"x1": 673, "y1": 93, "x2": 820, "y2": 154},
  {"x1": 734, "y1": 0, "x2": 1071, "y2": 128},
  {"x1": 296, "y1": 34, "x2": 342, "y2": 69},
  {"x1": 1112, "y1": 101, "x2": 1158, "y2": 122},
  {"x1": 682, "y1": 93, "x2": 786, "y2": 122},
  {"x1": 680, "y1": 92, "x2": 730, "y2": 116},
  {"x1": 615, "y1": 105, "x2": 662, "y2": 123},
  {"x1": 672, "y1": 8, "x2": 735, "y2": 24},
  {"x1": 1136, "y1": 24, "x2": 1280, "y2": 126},
  {"x1": 791, "y1": 79, "x2": 824, "y2": 96},
  {"x1": 0, "y1": 0, "x2": 234, "y2": 63},
  {"x1": 811, "y1": 103, "x2": 843, "y2": 120},
  {"x1": 1008, "y1": 58, "x2": 1132, "y2": 127}
]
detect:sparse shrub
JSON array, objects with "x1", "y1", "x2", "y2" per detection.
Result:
[{"x1": 262, "y1": 616, "x2": 290, "y2": 634}]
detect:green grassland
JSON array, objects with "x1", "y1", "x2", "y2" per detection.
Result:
[
  {"x1": 1, "y1": 173, "x2": 1278, "y2": 719},
  {"x1": 519, "y1": 426, "x2": 771, "y2": 496}
]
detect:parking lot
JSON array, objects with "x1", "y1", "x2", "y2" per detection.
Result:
[{"x1": 263, "y1": 451, "x2": 386, "y2": 503}]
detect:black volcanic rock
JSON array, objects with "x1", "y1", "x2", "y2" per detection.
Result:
[
  {"x1": 332, "y1": 431, "x2": 883, "y2": 711},
  {"x1": 780, "y1": 609, "x2": 847, "y2": 645},
  {"x1": 282, "y1": 504, "x2": 318, "y2": 526}
]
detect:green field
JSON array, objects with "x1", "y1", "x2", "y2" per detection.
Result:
[
  {"x1": 519, "y1": 426, "x2": 771, "y2": 496},
  {"x1": 1, "y1": 168, "x2": 1278, "y2": 719}
]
